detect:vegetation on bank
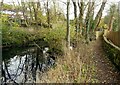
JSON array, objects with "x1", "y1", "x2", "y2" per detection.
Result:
[
  {"x1": 1, "y1": 14, "x2": 35, "y2": 46},
  {"x1": 103, "y1": 36, "x2": 120, "y2": 71},
  {"x1": 1, "y1": 14, "x2": 75, "y2": 55}
]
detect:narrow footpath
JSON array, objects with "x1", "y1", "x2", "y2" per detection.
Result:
[{"x1": 89, "y1": 37, "x2": 120, "y2": 83}]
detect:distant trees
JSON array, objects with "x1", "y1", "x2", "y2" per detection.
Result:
[
  {"x1": 104, "y1": 3, "x2": 119, "y2": 31},
  {"x1": 1, "y1": 0, "x2": 66, "y2": 28}
]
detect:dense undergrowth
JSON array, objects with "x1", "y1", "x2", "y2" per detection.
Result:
[
  {"x1": 103, "y1": 37, "x2": 120, "y2": 71},
  {"x1": 36, "y1": 40, "x2": 98, "y2": 83}
]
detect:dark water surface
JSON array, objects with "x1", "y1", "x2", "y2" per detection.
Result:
[{"x1": 2, "y1": 46, "x2": 55, "y2": 84}]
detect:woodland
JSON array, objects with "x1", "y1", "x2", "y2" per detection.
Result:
[{"x1": 0, "y1": 0, "x2": 120, "y2": 83}]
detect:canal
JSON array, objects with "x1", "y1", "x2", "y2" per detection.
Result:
[{"x1": 1, "y1": 46, "x2": 56, "y2": 84}]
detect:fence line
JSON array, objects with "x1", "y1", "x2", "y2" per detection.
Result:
[{"x1": 104, "y1": 30, "x2": 120, "y2": 48}]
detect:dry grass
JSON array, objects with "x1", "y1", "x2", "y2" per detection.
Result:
[{"x1": 36, "y1": 40, "x2": 98, "y2": 83}]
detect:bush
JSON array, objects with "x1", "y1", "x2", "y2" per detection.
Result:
[
  {"x1": 37, "y1": 28, "x2": 66, "y2": 55},
  {"x1": 2, "y1": 27, "x2": 32, "y2": 46}
]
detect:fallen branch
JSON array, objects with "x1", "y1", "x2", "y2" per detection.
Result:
[{"x1": 33, "y1": 42, "x2": 42, "y2": 50}]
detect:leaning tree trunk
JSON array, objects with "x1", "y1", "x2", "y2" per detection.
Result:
[{"x1": 93, "y1": 0, "x2": 107, "y2": 31}]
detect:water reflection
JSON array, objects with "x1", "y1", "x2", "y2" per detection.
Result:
[{"x1": 2, "y1": 47, "x2": 55, "y2": 84}]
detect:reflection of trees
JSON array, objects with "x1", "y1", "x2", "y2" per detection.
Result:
[
  {"x1": 2, "y1": 53, "x2": 27, "y2": 84},
  {"x1": 2, "y1": 47, "x2": 55, "y2": 84},
  {"x1": 2, "y1": 63, "x2": 6, "y2": 83},
  {"x1": 14, "y1": 57, "x2": 23, "y2": 78},
  {"x1": 24, "y1": 55, "x2": 28, "y2": 83},
  {"x1": 2, "y1": 61, "x2": 19, "y2": 84}
]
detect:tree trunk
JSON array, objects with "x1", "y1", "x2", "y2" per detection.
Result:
[
  {"x1": 21, "y1": 1, "x2": 28, "y2": 26},
  {"x1": 82, "y1": 0, "x2": 95, "y2": 42},
  {"x1": 119, "y1": 2, "x2": 120, "y2": 31},
  {"x1": 85, "y1": 1, "x2": 92, "y2": 40},
  {"x1": 78, "y1": 0, "x2": 84, "y2": 35},
  {"x1": 32, "y1": 2, "x2": 38, "y2": 27},
  {"x1": 53, "y1": 0, "x2": 57, "y2": 23},
  {"x1": 72, "y1": 0, "x2": 78, "y2": 33},
  {"x1": 47, "y1": 0, "x2": 50, "y2": 28},
  {"x1": 93, "y1": 0, "x2": 107, "y2": 31},
  {"x1": 66, "y1": 0, "x2": 70, "y2": 48},
  {"x1": 108, "y1": 15, "x2": 114, "y2": 31},
  {"x1": 28, "y1": 2, "x2": 33, "y2": 25}
]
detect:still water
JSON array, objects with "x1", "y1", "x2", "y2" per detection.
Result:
[{"x1": 2, "y1": 46, "x2": 55, "y2": 84}]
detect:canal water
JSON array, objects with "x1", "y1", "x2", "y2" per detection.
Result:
[{"x1": 1, "y1": 46, "x2": 56, "y2": 84}]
